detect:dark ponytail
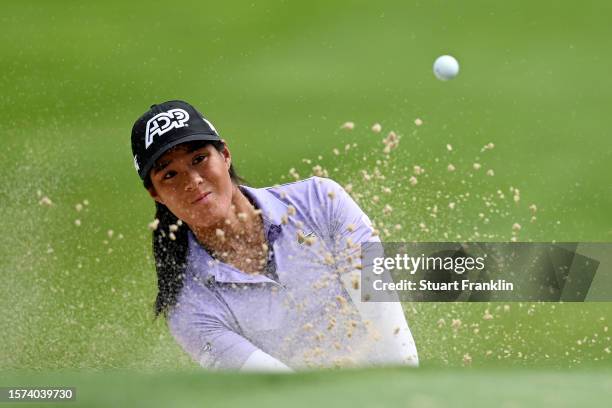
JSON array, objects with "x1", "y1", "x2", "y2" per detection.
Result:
[
  {"x1": 151, "y1": 202, "x2": 189, "y2": 318},
  {"x1": 145, "y1": 141, "x2": 246, "y2": 318}
]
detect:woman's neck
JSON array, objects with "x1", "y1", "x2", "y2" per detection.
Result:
[{"x1": 191, "y1": 185, "x2": 267, "y2": 268}]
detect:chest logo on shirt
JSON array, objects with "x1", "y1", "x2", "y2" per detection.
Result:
[{"x1": 145, "y1": 108, "x2": 190, "y2": 149}]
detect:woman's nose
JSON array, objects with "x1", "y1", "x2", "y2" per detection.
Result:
[{"x1": 184, "y1": 170, "x2": 204, "y2": 191}]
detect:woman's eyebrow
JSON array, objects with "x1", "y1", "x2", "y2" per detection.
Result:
[
  {"x1": 153, "y1": 160, "x2": 171, "y2": 174},
  {"x1": 153, "y1": 146, "x2": 206, "y2": 174},
  {"x1": 189, "y1": 145, "x2": 207, "y2": 154}
]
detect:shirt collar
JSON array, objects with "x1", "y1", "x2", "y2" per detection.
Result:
[{"x1": 238, "y1": 184, "x2": 287, "y2": 227}]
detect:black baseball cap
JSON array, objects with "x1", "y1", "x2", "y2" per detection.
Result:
[{"x1": 131, "y1": 100, "x2": 221, "y2": 181}]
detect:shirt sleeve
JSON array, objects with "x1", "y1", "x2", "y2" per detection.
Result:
[
  {"x1": 167, "y1": 295, "x2": 259, "y2": 370},
  {"x1": 240, "y1": 349, "x2": 293, "y2": 372},
  {"x1": 310, "y1": 176, "x2": 382, "y2": 274},
  {"x1": 310, "y1": 177, "x2": 378, "y2": 246},
  {"x1": 313, "y1": 177, "x2": 419, "y2": 367}
]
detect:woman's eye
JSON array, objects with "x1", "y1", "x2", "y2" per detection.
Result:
[
  {"x1": 193, "y1": 154, "x2": 207, "y2": 165},
  {"x1": 163, "y1": 171, "x2": 176, "y2": 180}
]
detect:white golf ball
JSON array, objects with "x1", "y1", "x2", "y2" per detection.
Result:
[{"x1": 433, "y1": 55, "x2": 459, "y2": 81}]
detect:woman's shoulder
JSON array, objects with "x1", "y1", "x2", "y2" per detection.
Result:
[
  {"x1": 261, "y1": 177, "x2": 350, "y2": 237},
  {"x1": 264, "y1": 176, "x2": 345, "y2": 203}
]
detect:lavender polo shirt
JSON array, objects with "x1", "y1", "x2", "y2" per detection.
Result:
[{"x1": 168, "y1": 176, "x2": 383, "y2": 370}]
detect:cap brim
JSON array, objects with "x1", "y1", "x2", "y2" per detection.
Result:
[{"x1": 139, "y1": 132, "x2": 221, "y2": 180}]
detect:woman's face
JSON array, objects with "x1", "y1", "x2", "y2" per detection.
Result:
[{"x1": 147, "y1": 142, "x2": 234, "y2": 229}]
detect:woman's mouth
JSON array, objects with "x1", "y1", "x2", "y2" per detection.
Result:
[{"x1": 192, "y1": 191, "x2": 212, "y2": 205}]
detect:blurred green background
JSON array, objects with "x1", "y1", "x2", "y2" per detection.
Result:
[{"x1": 1, "y1": 0, "x2": 611, "y2": 405}]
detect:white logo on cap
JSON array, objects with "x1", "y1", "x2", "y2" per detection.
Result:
[
  {"x1": 202, "y1": 118, "x2": 217, "y2": 134},
  {"x1": 145, "y1": 108, "x2": 190, "y2": 149}
]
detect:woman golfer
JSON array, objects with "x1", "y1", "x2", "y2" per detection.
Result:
[{"x1": 131, "y1": 100, "x2": 418, "y2": 371}]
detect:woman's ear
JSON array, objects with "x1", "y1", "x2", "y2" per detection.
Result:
[{"x1": 147, "y1": 186, "x2": 165, "y2": 205}]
